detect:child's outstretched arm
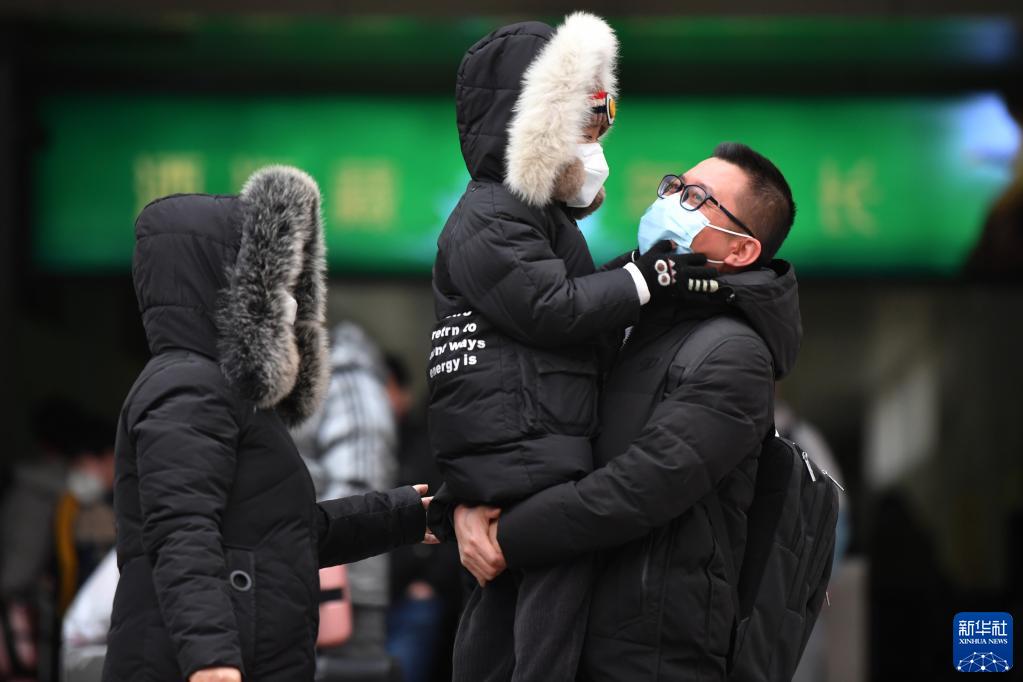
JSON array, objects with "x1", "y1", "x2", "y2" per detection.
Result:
[{"x1": 444, "y1": 215, "x2": 644, "y2": 347}]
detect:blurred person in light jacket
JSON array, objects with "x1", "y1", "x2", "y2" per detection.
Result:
[
  {"x1": 61, "y1": 548, "x2": 118, "y2": 682},
  {"x1": 290, "y1": 321, "x2": 399, "y2": 665}
]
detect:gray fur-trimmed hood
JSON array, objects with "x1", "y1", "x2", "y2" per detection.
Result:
[{"x1": 132, "y1": 165, "x2": 329, "y2": 426}]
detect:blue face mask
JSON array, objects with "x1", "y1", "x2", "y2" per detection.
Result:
[
  {"x1": 637, "y1": 196, "x2": 709, "y2": 255},
  {"x1": 637, "y1": 196, "x2": 757, "y2": 261}
]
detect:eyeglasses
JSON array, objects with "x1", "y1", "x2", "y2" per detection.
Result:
[{"x1": 657, "y1": 174, "x2": 754, "y2": 237}]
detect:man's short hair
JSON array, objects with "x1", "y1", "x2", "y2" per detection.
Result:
[{"x1": 713, "y1": 142, "x2": 796, "y2": 262}]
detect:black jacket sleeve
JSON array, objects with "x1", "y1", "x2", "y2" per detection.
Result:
[
  {"x1": 497, "y1": 336, "x2": 774, "y2": 569},
  {"x1": 424, "y1": 482, "x2": 457, "y2": 543},
  {"x1": 596, "y1": 249, "x2": 636, "y2": 273},
  {"x1": 131, "y1": 362, "x2": 245, "y2": 679},
  {"x1": 446, "y1": 214, "x2": 640, "y2": 348},
  {"x1": 316, "y1": 486, "x2": 426, "y2": 568}
]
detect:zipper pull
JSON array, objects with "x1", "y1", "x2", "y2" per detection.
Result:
[
  {"x1": 826, "y1": 590, "x2": 831, "y2": 607},
  {"x1": 801, "y1": 451, "x2": 817, "y2": 482},
  {"x1": 820, "y1": 469, "x2": 846, "y2": 492}
]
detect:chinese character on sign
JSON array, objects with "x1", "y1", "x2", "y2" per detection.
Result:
[
  {"x1": 993, "y1": 621, "x2": 1008, "y2": 637},
  {"x1": 332, "y1": 159, "x2": 397, "y2": 230},
  {"x1": 959, "y1": 620, "x2": 975, "y2": 637},
  {"x1": 134, "y1": 154, "x2": 204, "y2": 213}
]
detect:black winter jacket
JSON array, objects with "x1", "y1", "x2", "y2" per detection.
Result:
[
  {"x1": 103, "y1": 170, "x2": 426, "y2": 682},
  {"x1": 428, "y1": 22, "x2": 641, "y2": 504},
  {"x1": 497, "y1": 262, "x2": 802, "y2": 681}
]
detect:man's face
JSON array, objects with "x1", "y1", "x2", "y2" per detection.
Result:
[{"x1": 678, "y1": 158, "x2": 754, "y2": 268}]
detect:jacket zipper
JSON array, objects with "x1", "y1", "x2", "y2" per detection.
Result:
[
  {"x1": 801, "y1": 450, "x2": 816, "y2": 481},
  {"x1": 653, "y1": 519, "x2": 679, "y2": 680}
]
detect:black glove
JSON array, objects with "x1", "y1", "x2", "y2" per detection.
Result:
[
  {"x1": 633, "y1": 240, "x2": 678, "y2": 299},
  {"x1": 635, "y1": 245, "x2": 722, "y2": 301}
]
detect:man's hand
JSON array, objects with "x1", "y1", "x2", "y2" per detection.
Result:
[
  {"x1": 413, "y1": 484, "x2": 440, "y2": 545},
  {"x1": 454, "y1": 504, "x2": 506, "y2": 586},
  {"x1": 189, "y1": 667, "x2": 241, "y2": 682}
]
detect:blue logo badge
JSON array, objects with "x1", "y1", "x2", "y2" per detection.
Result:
[{"x1": 953, "y1": 612, "x2": 1013, "y2": 672}]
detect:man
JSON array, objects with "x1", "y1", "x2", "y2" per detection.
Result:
[{"x1": 455, "y1": 142, "x2": 801, "y2": 681}]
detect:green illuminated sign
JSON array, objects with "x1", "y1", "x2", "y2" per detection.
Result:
[{"x1": 34, "y1": 93, "x2": 1014, "y2": 275}]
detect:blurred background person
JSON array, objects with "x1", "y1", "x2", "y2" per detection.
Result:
[
  {"x1": 383, "y1": 354, "x2": 461, "y2": 682},
  {"x1": 1, "y1": 399, "x2": 85, "y2": 604},
  {"x1": 1, "y1": 399, "x2": 115, "y2": 681},
  {"x1": 965, "y1": 90, "x2": 1023, "y2": 279},
  {"x1": 60, "y1": 548, "x2": 118, "y2": 682},
  {"x1": 53, "y1": 414, "x2": 116, "y2": 619},
  {"x1": 52, "y1": 415, "x2": 118, "y2": 682},
  {"x1": 291, "y1": 321, "x2": 401, "y2": 679}
]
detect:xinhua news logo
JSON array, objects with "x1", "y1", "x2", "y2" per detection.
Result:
[{"x1": 953, "y1": 612, "x2": 1013, "y2": 673}]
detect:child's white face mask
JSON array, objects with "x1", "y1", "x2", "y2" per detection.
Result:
[{"x1": 566, "y1": 143, "x2": 609, "y2": 208}]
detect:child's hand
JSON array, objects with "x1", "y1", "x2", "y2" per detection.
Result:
[
  {"x1": 413, "y1": 484, "x2": 440, "y2": 544},
  {"x1": 634, "y1": 240, "x2": 678, "y2": 296}
]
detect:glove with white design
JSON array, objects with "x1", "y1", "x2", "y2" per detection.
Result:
[
  {"x1": 634, "y1": 243, "x2": 721, "y2": 301},
  {"x1": 633, "y1": 241, "x2": 678, "y2": 300}
]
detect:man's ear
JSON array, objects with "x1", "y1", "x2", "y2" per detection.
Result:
[{"x1": 725, "y1": 237, "x2": 762, "y2": 268}]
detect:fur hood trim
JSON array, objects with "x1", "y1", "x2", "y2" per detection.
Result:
[
  {"x1": 216, "y1": 165, "x2": 330, "y2": 426},
  {"x1": 505, "y1": 12, "x2": 618, "y2": 207}
]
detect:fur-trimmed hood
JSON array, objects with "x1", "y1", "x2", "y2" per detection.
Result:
[
  {"x1": 455, "y1": 12, "x2": 618, "y2": 207},
  {"x1": 132, "y1": 166, "x2": 329, "y2": 425}
]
